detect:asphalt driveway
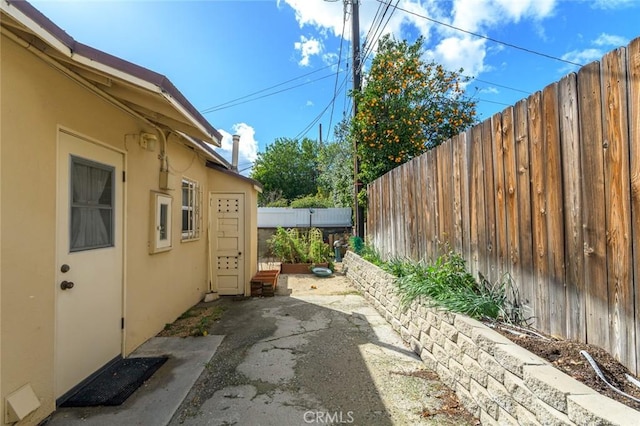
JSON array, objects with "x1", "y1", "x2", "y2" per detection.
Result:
[{"x1": 168, "y1": 272, "x2": 477, "y2": 426}]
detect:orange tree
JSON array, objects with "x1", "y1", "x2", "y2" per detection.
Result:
[{"x1": 351, "y1": 35, "x2": 476, "y2": 187}]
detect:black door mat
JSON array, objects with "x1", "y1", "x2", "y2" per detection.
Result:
[{"x1": 61, "y1": 357, "x2": 168, "y2": 407}]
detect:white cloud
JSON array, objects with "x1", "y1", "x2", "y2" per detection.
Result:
[
  {"x1": 557, "y1": 33, "x2": 628, "y2": 74},
  {"x1": 495, "y1": 0, "x2": 555, "y2": 21},
  {"x1": 279, "y1": 0, "x2": 346, "y2": 38},
  {"x1": 480, "y1": 86, "x2": 500, "y2": 94},
  {"x1": 591, "y1": 0, "x2": 636, "y2": 9},
  {"x1": 557, "y1": 32, "x2": 628, "y2": 73},
  {"x1": 281, "y1": 0, "x2": 559, "y2": 78},
  {"x1": 294, "y1": 35, "x2": 322, "y2": 66},
  {"x1": 561, "y1": 48, "x2": 603, "y2": 67},
  {"x1": 432, "y1": 36, "x2": 487, "y2": 77},
  {"x1": 593, "y1": 33, "x2": 629, "y2": 47},
  {"x1": 306, "y1": 100, "x2": 314, "y2": 107},
  {"x1": 451, "y1": 0, "x2": 555, "y2": 33},
  {"x1": 216, "y1": 123, "x2": 259, "y2": 174},
  {"x1": 322, "y1": 52, "x2": 339, "y2": 67}
]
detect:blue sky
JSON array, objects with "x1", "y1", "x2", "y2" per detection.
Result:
[{"x1": 29, "y1": 0, "x2": 640, "y2": 175}]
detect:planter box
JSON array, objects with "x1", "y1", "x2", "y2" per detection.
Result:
[
  {"x1": 280, "y1": 263, "x2": 328, "y2": 274},
  {"x1": 341, "y1": 251, "x2": 640, "y2": 425}
]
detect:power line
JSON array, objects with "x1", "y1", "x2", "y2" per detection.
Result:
[
  {"x1": 361, "y1": 0, "x2": 386, "y2": 62},
  {"x1": 361, "y1": 0, "x2": 399, "y2": 68},
  {"x1": 475, "y1": 98, "x2": 513, "y2": 107},
  {"x1": 326, "y1": 1, "x2": 348, "y2": 142},
  {"x1": 380, "y1": 0, "x2": 584, "y2": 67},
  {"x1": 201, "y1": 72, "x2": 342, "y2": 113},
  {"x1": 363, "y1": 0, "x2": 385, "y2": 48},
  {"x1": 200, "y1": 63, "x2": 336, "y2": 114},
  {"x1": 342, "y1": 46, "x2": 351, "y2": 127},
  {"x1": 294, "y1": 74, "x2": 349, "y2": 141},
  {"x1": 468, "y1": 76, "x2": 531, "y2": 95}
]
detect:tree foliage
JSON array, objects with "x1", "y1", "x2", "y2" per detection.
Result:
[
  {"x1": 265, "y1": 198, "x2": 289, "y2": 208},
  {"x1": 250, "y1": 137, "x2": 319, "y2": 205},
  {"x1": 251, "y1": 128, "x2": 354, "y2": 208},
  {"x1": 316, "y1": 119, "x2": 354, "y2": 208},
  {"x1": 351, "y1": 35, "x2": 476, "y2": 186},
  {"x1": 290, "y1": 194, "x2": 334, "y2": 209}
]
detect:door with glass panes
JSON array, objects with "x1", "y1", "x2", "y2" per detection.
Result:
[{"x1": 55, "y1": 130, "x2": 123, "y2": 399}]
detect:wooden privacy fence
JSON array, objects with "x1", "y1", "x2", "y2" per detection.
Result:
[{"x1": 366, "y1": 37, "x2": 640, "y2": 375}]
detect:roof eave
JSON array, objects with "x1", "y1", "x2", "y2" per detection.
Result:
[
  {"x1": 205, "y1": 161, "x2": 264, "y2": 192},
  {"x1": 2, "y1": 0, "x2": 221, "y2": 146}
]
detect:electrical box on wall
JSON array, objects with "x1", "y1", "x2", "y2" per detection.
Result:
[{"x1": 159, "y1": 170, "x2": 172, "y2": 190}]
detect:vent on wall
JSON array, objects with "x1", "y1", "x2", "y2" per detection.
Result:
[{"x1": 5, "y1": 383, "x2": 40, "y2": 424}]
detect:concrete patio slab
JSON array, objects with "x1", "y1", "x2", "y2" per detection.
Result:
[{"x1": 42, "y1": 335, "x2": 223, "y2": 426}]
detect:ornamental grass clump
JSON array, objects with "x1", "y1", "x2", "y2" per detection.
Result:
[{"x1": 391, "y1": 251, "x2": 517, "y2": 321}]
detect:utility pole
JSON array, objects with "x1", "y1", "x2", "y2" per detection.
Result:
[{"x1": 350, "y1": 0, "x2": 365, "y2": 239}]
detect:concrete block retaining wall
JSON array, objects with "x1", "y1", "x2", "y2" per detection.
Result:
[{"x1": 342, "y1": 251, "x2": 639, "y2": 425}]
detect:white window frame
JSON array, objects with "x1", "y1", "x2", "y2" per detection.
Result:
[{"x1": 181, "y1": 177, "x2": 201, "y2": 241}]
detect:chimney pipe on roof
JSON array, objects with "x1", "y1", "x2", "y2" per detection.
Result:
[{"x1": 231, "y1": 134, "x2": 240, "y2": 172}]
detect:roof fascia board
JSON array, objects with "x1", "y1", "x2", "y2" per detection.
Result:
[
  {"x1": 177, "y1": 131, "x2": 227, "y2": 166},
  {"x1": 71, "y1": 51, "x2": 161, "y2": 94},
  {"x1": 163, "y1": 92, "x2": 220, "y2": 146},
  {"x1": 1, "y1": 0, "x2": 72, "y2": 56}
]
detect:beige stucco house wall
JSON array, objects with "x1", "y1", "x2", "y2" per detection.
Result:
[{"x1": 0, "y1": 2, "x2": 261, "y2": 424}]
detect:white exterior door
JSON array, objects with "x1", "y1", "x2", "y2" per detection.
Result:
[
  {"x1": 55, "y1": 131, "x2": 124, "y2": 398},
  {"x1": 210, "y1": 193, "x2": 245, "y2": 295}
]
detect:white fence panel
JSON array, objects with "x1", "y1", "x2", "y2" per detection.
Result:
[{"x1": 258, "y1": 207, "x2": 352, "y2": 228}]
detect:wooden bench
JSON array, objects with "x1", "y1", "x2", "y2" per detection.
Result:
[{"x1": 250, "y1": 270, "x2": 280, "y2": 297}]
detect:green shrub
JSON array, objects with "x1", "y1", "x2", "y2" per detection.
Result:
[
  {"x1": 361, "y1": 243, "x2": 383, "y2": 266},
  {"x1": 266, "y1": 199, "x2": 289, "y2": 207},
  {"x1": 349, "y1": 236, "x2": 364, "y2": 254},
  {"x1": 364, "y1": 248, "x2": 520, "y2": 322},
  {"x1": 381, "y1": 256, "x2": 411, "y2": 277},
  {"x1": 267, "y1": 227, "x2": 331, "y2": 265},
  {"x1": 290, "y1": 195, "x2": 333, "y2": 208}
]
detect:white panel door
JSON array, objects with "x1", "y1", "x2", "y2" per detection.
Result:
[
  {"x1": 210, "y1": 193, "x2": 245, "y2": 295},
  {"x1": 55, "y1": 131, "x2": 123, "y2": 398}
]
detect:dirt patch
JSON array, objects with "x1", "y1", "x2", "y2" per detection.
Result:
[
  {"x1": 158, "y1": 303, "x2": 226, "y2": 337},
  {"x1": 492, "y1": 323, "x2": 640, "y2": 412},
  {"x1": 420, "y1": 388, "x2": 479, "y2": 424},
  {"x1": 276, "y1": 271, "x2": 363, "y2": 296},
  {"x1": 391, "y1": 370, "x2": 480, "y2": 424}
]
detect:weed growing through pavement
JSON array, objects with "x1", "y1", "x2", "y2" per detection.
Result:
[{"x1": 161, "y1": 305, "x2": 227, "y2": 337}]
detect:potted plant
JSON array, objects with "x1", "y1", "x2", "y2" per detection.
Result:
[{"x1": 267, "y1": 227, "x2": 332, "y2": 273}]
